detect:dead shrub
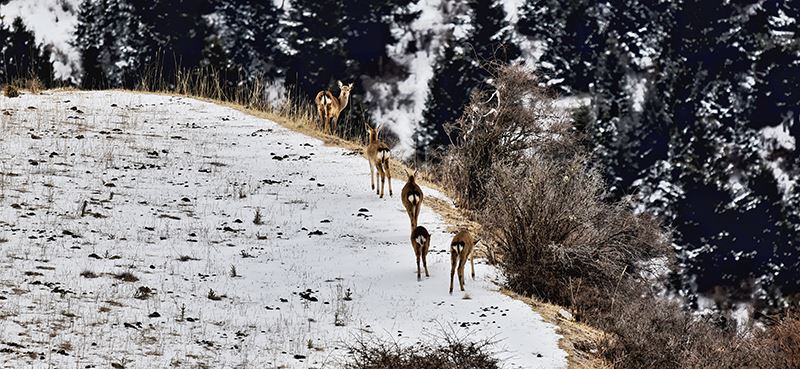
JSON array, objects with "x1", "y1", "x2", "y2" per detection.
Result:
[
  {"x1": 479, "y1": 158, "x2": 670, "y2": 311},
  {"x1": 3, "y1": 84, "x2": 20, "y2": 98},
  {"x1": 345, "y1": 334, "x2": 498, "y2": 369},
  {"x1": 113, "y1": 271, "x2": 139, "y2": 282},
  {"x1": 765, "y1": 311, "x2": 800, "y2": 368},
  {"x1": 439, "y1": 65, "x2": 580, "y2": 210}
]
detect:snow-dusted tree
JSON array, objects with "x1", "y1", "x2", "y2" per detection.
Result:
[
  {"x1": 518, "y1": 0, "x2": 601, "y2": 93},
  {"x1": 215, "y1": 0, "x2": 282, "y2": 82},
  {"x1": 416, "y1": 37, "x2": 471, "y2": 160},
  {"x1": 417, "y1": 0, "x2": 517, "y2": 160},
  {"x1": 0, "y1": 17, "x2": 54, "y2": 85}
]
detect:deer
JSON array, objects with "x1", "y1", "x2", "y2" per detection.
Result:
[
  {"x1": 365, "y1": 123, "x2": 392, "y2": 198},
  {"x1": 401, "y1": 169, "x2": 423, "y2": 230},
  {"x1": 410, "y1": 226, "x2": 431, "y2": 279},
  {"x1": 314, "y1": 81, "x2": 353, "y2": 134},
  {"x1": 449, "y1": 229, "x2": 476, "y2": 294}
]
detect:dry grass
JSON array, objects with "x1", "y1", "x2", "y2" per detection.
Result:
[
  {"x1": 503, "y1": 289, "x2": 613, "y2": 369},
  {"x1": 3, "y1": 84, "x2": 20, "y2": 98}
]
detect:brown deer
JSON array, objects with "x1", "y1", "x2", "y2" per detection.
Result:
[
  {"x1": 314, "y1": 81, "x2": 353, "y2": 134},
  {"x1": 449, "y1": 230, "x2": 476, "y2": 294},
  {"x1": 401, "y1": 170, "x2": 423, "y2": 229},
  {"x1": 410, "y1": 226, "x2": 431, "y2": 279},
  {"x1": 365, "y1": 123, "x2": 392, "y2": 198}
]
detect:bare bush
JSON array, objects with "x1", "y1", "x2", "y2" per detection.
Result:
[
  {"x1": 440, "y1": 65, "x2": 671, "y2": 311},
  {"x1": 480, "y1": 158, "x2": 670, "y2": 311},
  {"x1": 345, "y1": 334, "x2": 498, "y2": 369},
  {"x1": 3, "y1": 84, "x2": 20, "y2": 98},
  {"x1": 439, "y1": 65, "x2": 579, "y2": 210}
]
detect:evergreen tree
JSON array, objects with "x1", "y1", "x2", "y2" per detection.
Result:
[
  {"x1": 215, "y1": 0, "x2": 282, "y2": 82},
  {"x1": 518, "y1": 0, "x2": 601, "y2": 93},
  {"x1": 0, "y1": 17, "x2": 54, "y2": 85},
  {"x1": 74, "y1": 0, "x2": 104, "y2": 88},
  {"x1": 284, "y1": 0, "x2": 347, "y2": 97},
  {"x1": 416, "y1": 38, "x2": 471, "y2": 160},
  {"x1": 417, "y1": 0, "x2": 517, "y2": 160}
]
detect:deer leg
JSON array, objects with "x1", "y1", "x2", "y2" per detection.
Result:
[
  {"x1": 423, "y1": 241, "x2": 430, "y2": 277},
  {"x1": 384, "y1": 161, "x2": 393, "y2": 197},
  {"x1": 458, "y1": 262, "x2": 465, "y2": 291},
  {"x1": 470, "y1": 251, "x2": 475, "y2": 279},
  {"x1": 449, "y1": 253, "x2": 457, "y2": 294},
  {"x1": 331, "y1": 114, "x2": 338, "y2": 135},
  {"x1": 408, "y1": 206, "x2": 417, "y2": 229},
  {"x1": 369, "y1": 160, "x2": 375, "y2": 190},
  {"x1": 376, "y1": 165, "x2": 385, "y2": 198},
  {"x1": 413, "y1": 203, "x2": 422, "y2": 230},
  {"x1": 415, "y1": 248, "x2": 421, "y2": 280}
]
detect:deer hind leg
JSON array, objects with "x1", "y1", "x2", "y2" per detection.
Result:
[
  {"x1": 369, "y1": 160, "x2": 375, "y2": 190},
  {"x1": 413, "y1": 201, "x2": 422, "y2": 229},
  {"x1": 407, "y1": 206, "x2": 417, "y2": 229},
  {"x1": 383, "y1": 160, "x2": 392, "y2": 197},
  {"x1": 449, "y1": 252, "x2": 457, "y2": 294},
  {"x1": 376, "y1": 165, "x2": 385, "y2": 198},
  {"x1": 414, "y1": 244, "x2": 421, "y2": 280},
  {"x1": 470, "y1": 250, "x2": 475, "y2": 279},
  {"x1": 423, "y1": 239, "x2": 430, "y2": 277},
  {"x1": 331, "y1": 113, "x2": 338, "y2": 135},
  {"x1": 458, "y1": 260, "x2": 466, "y2": 291}
]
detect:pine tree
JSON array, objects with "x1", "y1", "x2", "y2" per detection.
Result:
[
  {"x1": 416, "y1": 38, "x2": 470, "y2": 160},
  {"x1": 0, "y1": 17, "x2": 54, "y2": 85},
  {"x1": 215, "y1": 0, "x2": 282, "y2": 82},
  {"x1": 417, "y1": 0, "x2": 517, "y2": 160},
  {"x1": 284, "y1": 0, "x2": 348, "y2": 97},
  {"x1": 74, "y1": 0, "x2": 104, "y2": 88},
  {"x1": 519, "y1": 0, "x2": 601, "y2": 93}
]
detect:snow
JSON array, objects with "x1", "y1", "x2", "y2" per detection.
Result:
[
  {"x1": 0, "y1": 91, "x2": 566, "y2": 368},
  {"x1": 0, "y1": 0, "x2": 82, "y2": 81}
]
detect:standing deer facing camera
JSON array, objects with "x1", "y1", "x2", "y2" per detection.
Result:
[
  {"x1": 449, "y1": 230, "x2": 476, "y2": 294},
  {"x1": 365, "y1": 123, "x2": 392, "y2": 198},
  {"x1": 411, "y1": 226, "x2": 431, "y2": 279},
  {"x1": 314, "y1": 81, "x2": 353, "y2": 134},
  {"x1": 401, "y1": 170, "x2": 423, "y2": 229}
]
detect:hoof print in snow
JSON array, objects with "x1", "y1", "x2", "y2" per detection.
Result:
[
  {"x1": 263, "y1": 179, "x2": 282, "y2": 185},
  {"x1": 75, "y1": 134, "x2": 84, "y2": 139},
  {"x1": 271, "y1": 155, "x2": 288, "y2": 161},
  {"x1": 30, "y1": 134, "x2": 41, "y2": 140},
  {"x1": 26, "y1": 106, "x2": 36, "y2": 110},
  {"x1": 148, "y1": 311, "x2": 161, "y2": 318},
  {"x1": 28, "y1": 159, "x2": 39, "y2": 166},
  {"x1": 316, "y1": 183, "x2": 324, "y2": 187},
  {"x1": 293, "y1": 354, "x2": 306, "y2": 360},
  {"x1": 307, "y1": 230, "x2": 324, "y2": 236},
  {"x1": 279, "y1": 298, "x2": 289, "y2": 303},
  {"x1": 88, "y1": 253, "x2": 103, "y2": 259},
  {"x1": 320, "y1": 219, "x2": 331, "y2": 223},
  {"x1": 111, "y1": 363, "x2": 125, "y2": 369}
]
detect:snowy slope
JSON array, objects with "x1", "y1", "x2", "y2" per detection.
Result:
[{"x1": 0, "y1": 91, "x2": 566, "y2": 369}]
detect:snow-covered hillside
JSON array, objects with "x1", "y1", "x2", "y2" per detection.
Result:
[{"x1": 0, "y1": 91, "x2": 566, "y2": 368}]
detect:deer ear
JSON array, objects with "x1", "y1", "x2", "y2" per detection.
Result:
[
  {"x1": 348, "y1": 83, "x2": 354, "y2": 89},
  {"x1": 338, "y1": 80, "x2": 343, "y2": 88}
]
